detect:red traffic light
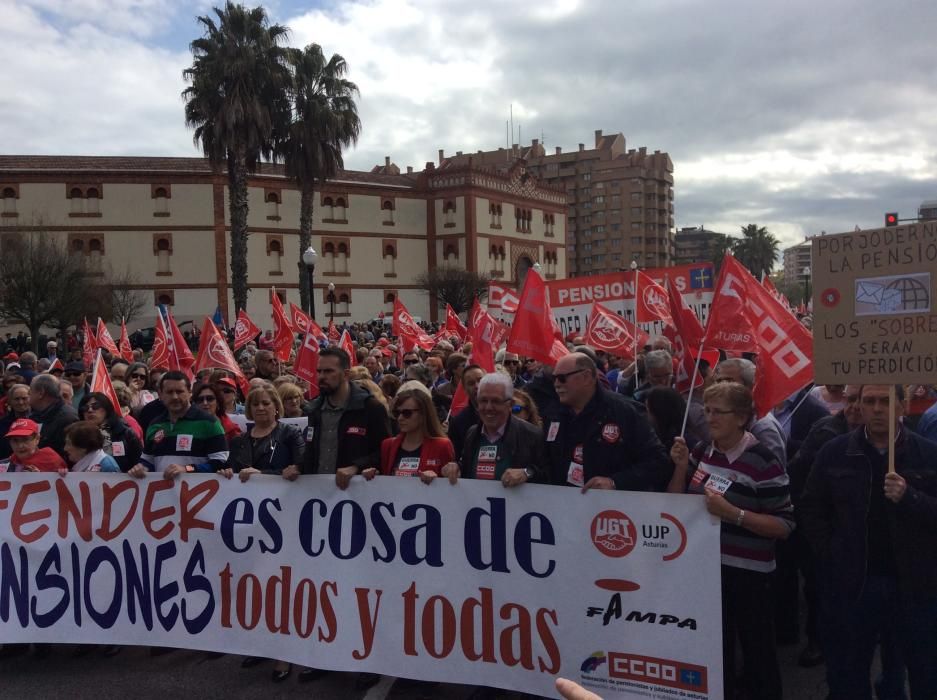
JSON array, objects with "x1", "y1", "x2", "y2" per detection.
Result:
[{"x1": 885, "y1": 212, "x2": 899, "y2": 227}]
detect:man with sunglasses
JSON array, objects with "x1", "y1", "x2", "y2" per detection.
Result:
[
  {"x1": 543, "y1": 352, "x2": 669, "y2": 492},
  {"x1": 500, "y1": 351, "x2": 527, "y2": 390},
  {"x1": 63, "y1": 360, "x2": 89, "y2": 410}
]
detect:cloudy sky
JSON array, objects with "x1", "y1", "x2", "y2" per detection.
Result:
[{"x1": 2, "y1": 0, "x2": 936, "y2": 251}]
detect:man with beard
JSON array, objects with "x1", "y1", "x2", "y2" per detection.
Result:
[{"x1": 287, "y1": 347, "x2": 389, "y2": 687}]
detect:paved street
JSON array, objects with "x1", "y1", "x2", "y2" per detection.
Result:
[{"x1": 0, "y1": 640, "x2": 830, "y2": 699}]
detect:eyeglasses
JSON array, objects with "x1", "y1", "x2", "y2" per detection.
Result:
[
  {"x1": 221, "y1": 388, "x2": 236, "y2": 394},
  {"x1": 511, "y1": 404, "x2": 526, "y2": 413},
  {"x1": 130, "y1": 373, "x2": 147, "y2": 381},
  {"x1": 64, "y1": 371, "x2": 84, "y2": 377},
  {"x1": 503, "y1": 359, "x2": 520, "y2": 365},
  {"x1": 704, "y1": 407, "x2": 736, "y2": 417},
  {"x1": 85, "y1": 403, "x2": 103, "y2": 411},
  {"x1": 403, "y1": 359, "x2": 420, "y2": 365},
  {"x1": 393, "y1": 408, "x2": 421, "y2": 419},
  {"x1": 196, "y1": 395, "x2": 216, "y2": 404},
  {"x1": 553, "y1": 368, "x2": 587, "y2": 384}
]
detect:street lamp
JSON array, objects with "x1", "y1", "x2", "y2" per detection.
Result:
[
  {"x1": 302, "y1": 246, "x2": 318, "y2": 320},
  {"x1": 802, "y1": 266, "x2": 811, "y2": 307},
  {"x1": 327, "y1": 282, "x2": 336, "y2": 322},
  {"x1": 532, "y1": 262, "x2": 542, "y2": 275}
]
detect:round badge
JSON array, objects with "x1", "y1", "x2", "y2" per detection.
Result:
[{"x1": 820, "y1": 288, "x2": 841, "y2": 308}]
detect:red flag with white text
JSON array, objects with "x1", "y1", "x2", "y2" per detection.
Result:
[
  {"x1": 338, "y1": 330, "x2": 357, "y2": 367},
  {"x1": 293, "y1": 329, "x2": 321, "y2": 399},
  {"x1": 118, "y1": 318, "x2": 133, "y2": 363},
  {"x1": 82, "y1": 318, "x2": 97, "y2": 370},
  {"x1": 95, "y1": 318, "x2": 120, "y2": 358},
  {"x1": 149, "y1": 316, "x2": 169, "y2": 370},
  {"x1": 467, "y1": 298, "x2": 500, "y2": 373},
  {"x1": 585, "y1": 302, "x2": 650, "y2": 359},
  {"x1": 162, "y1": 309, "x2": 195, "y2": 379},
  {"x1": 393, "y1": 298, "x2": 435, "y2": 351},
  {"x1": 635, "y1": 270, "x2": 674, "y2": 325},
  {"x1": 446, "y1": 304, "x2": 467, "y2": 340},
  {"x1": 233, "y1": 310, "x2": 261, "y2": 352},
  {"x1": 194, "y1": 317, "x2": 249, "y2": 396},
  {"x1": 90, "y1": 350, "x2": 120, "y2": 414},
  {"x1": 327, "y1": 319, "x2": 340, "y2": 342},
  {"x1": 507, "y1": 269, "x2": 570, "y2": 365},
  {"x1": 270, "y1": 289, "x2": 294, "y2": 362}
]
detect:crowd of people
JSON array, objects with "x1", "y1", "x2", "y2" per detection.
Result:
[{"x1": 0, "y1": 316, "x2": 936, "y2": 700}]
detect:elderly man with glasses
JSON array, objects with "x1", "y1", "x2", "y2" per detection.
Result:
[{"x1": 543, "y1": 352, "x2": 670, "y2": 492}]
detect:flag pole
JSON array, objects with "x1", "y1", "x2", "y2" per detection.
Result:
[
  {"x1": 631, "y1": 261, "x2": 639, "y2": 391},
  {"x1": 680, "y1": 341, "x2": 706, "y2": 437}
]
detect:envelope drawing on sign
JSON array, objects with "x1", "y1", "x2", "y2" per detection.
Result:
[{"x1": 855, "y1": 281, "x2": 883, "y2": 305}]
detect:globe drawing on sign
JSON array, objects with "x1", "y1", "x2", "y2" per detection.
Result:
[
  {"x1": 885, "y1": 277, "x2": 930, "y2": 311},
  {"x1": 854, "y1": 273, "x2": 931, "y2": 316}
]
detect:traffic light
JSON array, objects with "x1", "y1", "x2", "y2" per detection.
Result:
[{"x1": 885, "y1": 212, "x2": 899, "y2": 227}]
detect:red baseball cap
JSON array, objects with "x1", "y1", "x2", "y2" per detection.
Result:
[
  {"x1": 3, "y1": 352, "x2": 18, "y2": 361},
  {"x1": 6, "y1": 418, "x2": 39, "y2": 438},
  {"x1": 217, "y1": 377, "x2": 237, "y2": 389},
  {"x1": 378, "y1": 338, "x2": 389, "y2": 347}
]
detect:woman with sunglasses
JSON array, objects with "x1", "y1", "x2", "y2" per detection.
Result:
[
  {"x1": 511, "y1": 389, "x2": 542, "y2": 427},
  {"x1": 668, "y1": 382, "x2": 792, "y2": 700},
  {"x1": 364, "y1": 385, "x2": 453, "y2": 482},
  {"x1": 215, "y1": 377, "x2": 242, "y2": 415},
  {"x1": 79, "y1": 392, "x2": 143, "y2": 473},
  {"x1": 126, "y1": 362, "x2": 157, "y2": 408},
  {"x1": 192, "y1": 382, "x2": 242, "y2": 441},
  {"x1": 228, "y1": 384, "x2": 304, "y2": 683}
]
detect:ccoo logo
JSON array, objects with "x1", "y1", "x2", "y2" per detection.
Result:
[{"x1": 591, "y1": 510, "x2": 637, "y2": 558}]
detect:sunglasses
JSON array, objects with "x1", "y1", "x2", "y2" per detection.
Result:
[
  {"x1": 130, "y1": 373, "x2": 147, "y2": 380},
  {"x1": 511, "y1": 404, "x2": 526, "y2": 413},
  {"x1": 196, "y1": 395, "x2": 216, "y2": 403},
  {"x1": 553, "y1": 368, "x2": 586, "y2": 384},
  {"x1": 221, "y1": 388, "x2": 236, "y2": 394},
  {"x1": 393, "y1": 408, "x2": 420, "y2": 419},
  {"x1": 403, "y1": 359, "x2": 420, "y2": 365},
  {"x1": 503, "y1": 359, "x2": 520, "y2": 365},
  {"x1": 85, "y1": 403, "x2": 103, "y2": 411},
  {"x1": 65, "y1": 371, "x2": 84, "y2": 377}
]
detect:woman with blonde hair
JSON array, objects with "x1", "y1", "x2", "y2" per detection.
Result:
[
  {"x1": 277, "y1": 382, "x2": 305, "y2": 418},
  {"x1": 364, "y1": 387, "x2": 454, "y2": 482},
  {"x1": 511, "y1": 389, "x2": 542, "y2": 427}
]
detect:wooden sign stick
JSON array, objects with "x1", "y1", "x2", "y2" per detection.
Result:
[{"x1": 888, "y1": 384, "x2": 896, "y2": 474}]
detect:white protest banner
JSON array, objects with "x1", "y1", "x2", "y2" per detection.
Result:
[
  {"x1": 547, "y1": 263, "x2": 715, "y2": 340},
  {"x1": 0, "y1": 475, "x2": 722, "y2": 700}
]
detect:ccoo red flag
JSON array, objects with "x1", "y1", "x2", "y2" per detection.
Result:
[
  {"x1": 338, "y1": 329, "x2": 357, "y2": 366},
  {"x1": 90, "y1": 350, "x2": 120, "y2": 414},
  {"x1": 327, "y1": 319, "x2": 340, "y2": 342},
  {"x1": 149, "y1": 316, "x2": 169, "y2": 370},
  {"x1": 194, "y1": 317, "x2": 249, "y2": 396},
  {"x1": 118, "y1": 318, "x2": 134, "y2": 363},
  {"x1": 466, "y1": 298, "x2": 500, "y2": 373},
  {"x1": 95, "y1": 318, "x2": 120, "y2": 358},
  {"x1": 507, "y1": 268, "x2": 569, "y2": 365},
  {"x1": 393, "y1": 298, "x2": 435, "y2": 351},
  {"x1": 445, "y1": 304, "x2": 467, "y2": 339},
  {"x1": 585, "y1": 302, "x2": 650, "y2": 359},
  {"x1": 233, "y1": 310, "x2": 261, "y2": 351},
  {"x1": 81, "y1": 318, "x2": 97, "y2": 370},
  {"x1": 162, "y1": 309, "x2": 195, "y2": 379},
  {"x1": 270, "y1": 289, "x2": 294, "y2": 362},
  {"x1": 293, "y1": 329, "x2": 320, "y2": 399}
]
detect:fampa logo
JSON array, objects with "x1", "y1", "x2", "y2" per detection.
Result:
[{"x1": 590, "y1": 510, "x2": 636, "y2": 558}]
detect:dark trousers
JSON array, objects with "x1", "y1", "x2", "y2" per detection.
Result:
[
  {"x1": 774, "y1": 530, "x2": 819, "y2": 643},
  {"x1": 722, "y1": 565, "x2": 783, "y2": 700},
  {"x1": 822, "y1": 575, "x2": 937, "y2": 700}
]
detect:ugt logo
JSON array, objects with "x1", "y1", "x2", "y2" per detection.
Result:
[{"x1": 590, "y1": 510, "x2": 636, "y2": 558}]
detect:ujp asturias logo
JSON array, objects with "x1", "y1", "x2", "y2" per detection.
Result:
[{"x1": 590, "y1": 510, "x2": 636, "y2": 558}]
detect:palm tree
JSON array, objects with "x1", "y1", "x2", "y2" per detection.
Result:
[
  {"x1": 733, "y1": 224, "x2": 780, "y2": 280},
  {"x1": 279, "y1": 44, "x2": 361, "y2": 315},
  {"x1": 710, "y1": 233, "x2": 735, "y2": 273},
  {"x1": 182, "y1": 2, "x2": 291, "y2": 316}
]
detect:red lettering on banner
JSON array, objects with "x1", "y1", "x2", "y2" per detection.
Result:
[
  {"x1": 12, "y1": 480, "x2": 51, "y2": 543},
  {"x1": 499, "y1": 603, "x2": 534, "y2": 669},
  {"x1": 265, "y1": 566, "x2": 292, "y2": 634},
  {"x1": 55, "y1": 478, "x2": 92, "y2": 541},
  {"x1": 293, "y1": 578, "x2": 317, "y2": 639},
  {"x1": 219, "y1": 563, "x2": 234, "y2": 628},
  {"x1": 142, "y1": 479, "x2": 176, "y2": 539},
  {"x1": 460, "y1": 587, "x2": 497, "y2": 662},
  {"x1": 353, "y1": 587, "x2": 383, "y2": 660},
  {"x1": 423, "y1": 595, "x2": 457, "y2": 659},
  {"x1": 0, "y1": 479, "x2": 11, "y2": 510},
  {"x1": 96, "y1": 479, "x2": 139, "y2": 541},
  {"x1": 236, "y1": 572, "x2": 263, "y2": 630},
  {"x1": 536, "y1": 608, "x2": 561, "y2": 673},
  {"x1": 179, "y1": 479, "x2": 219, "y2": 542},
  {"x1": 319, "y1": 581, "x2": 338, "y2": 642}
]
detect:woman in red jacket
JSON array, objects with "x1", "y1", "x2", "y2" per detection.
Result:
[{"x1": 364, "y1": 386, "x2": 454, "y2": 483}]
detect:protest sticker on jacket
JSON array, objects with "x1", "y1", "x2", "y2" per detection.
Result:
[
  {"x1": 812, "y1": 224, "x2": 937, "y2": 383},
  {"x1": 0, "y1": 475, "x2": 722, "y2": 700}
]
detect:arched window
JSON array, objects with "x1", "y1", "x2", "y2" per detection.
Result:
[
  {"x1": 2, "y1": 187, "x2": 16, "y2": 215},
  {"x1": 337, "y1": 242, "x2": 349, "y2": 274},
  {"x1": 154, "y1": 187, "x2": 169, "y2": 215},
  {"x1": 338, "y1": 292, "x2": 350, "y2": 315},
  {"x1": 383, "y1": 243, "x2": 396, "y2": 276},
  {"x1": 322, "y1": 196, "x2": 334, "y2": 222},
  {"x1": 265, "y1": 191, "x2": 280, "y2": 220},
  {"x1": 156, "y1": 236, "x2": 172, "y2": 274},
  {"x1": 71, "y1": 238, "x2": 84, "y2": 254},
  {"x1": 335, "y1": 197, "x2": 347, "y2": 222},
  {"x1": 382, "y1": 199, "x2": 395, "y2": 225},
  {"x1": 85, "y1": 187, "x2": 100, "y2": 214},
  {"x1": 323, "y1": 241, "x2": 336, "y2": 274},
  {"x1": 70, "y1": 187, "x2": 84, "y2": 214},
  {"x1": 444, "y1": 200, "x2": 456, "y2": 227},
  {"x1": 445, "y1": 243, "x2": 458, "y2": 263},
  {"x1": 88, "y1": 237, "x2": 103, "y2": 271},
  {"x1": 268, "y1": 238, "x2": 282, "y2": 274},
  {"x1": 157, "y1": 293, "x2": 174, "y2": 306}
]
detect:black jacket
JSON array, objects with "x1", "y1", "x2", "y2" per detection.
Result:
[
  {"x1": 229, "y1": 422, "x2": 305, "y2": 474},
  {"x1": 787, "y1": 411, "x2": 850, "y2": 503},
  {"x1": 32, "y1": 399, "x2": 78, "y2": 459},
  {"x1": 301, "y1": 383, "x2": 390, "y2": 474},
  {"x1": 447, "y1": 402, "x2": 479, "y2": 463},
  {"x1": 782, "y1": 388, "x2": 831, "y2": 458},
  {"x1": 800, "y1": 428, "x2": 937, "y2": 602},
  {"x1": 460, "y1": 416, "x2": 547, "y2": 482},
  {"x1": 543, "y1": 388, "x2": 671, "y2": 491},
  {"x1": 105, "y1": 417, "x2": 143, "y2": 472}
]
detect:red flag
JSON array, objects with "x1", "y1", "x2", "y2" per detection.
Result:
[
  {"x1": 194, "y1": 317, "x2": 249, "y2": 396},
  {"x1": 445, "y1": 304, "x2": 467, "y2": 339},
  {"x1": 289, "y1": 303, "x2": 311, "y2": 335},
  {"x1": 635, "y1": 270, "x2": 673, "y2": 325},
  {"x1": 327, "y1": 319, "x2": 340, "y2": 342},
  {"x1": 507, "y1": 268, "x2": 569, "y2": 365},
  {"x1": 709, "y1": 255, "x2": 813, "y2": 416},
  {"x1": 90, "y1": 350, "x2": 120, "y2": 414},
  {"x1": 663, "y1": 275, "x2": 706, "y2": 393},
  {"x1": 233, "y1": 309, "x2": 261, "y2": 351},
  {"x1": 466, "y1": 298, "x2": 500, "y2": 373},
  {"x1": 393, "y1": 298, "x2": 435, "y2": 351},
  {"x1": 270, "y1": 289, "x2": 294, "y2": 362},
  {"x1": 149, "y1": 316, "x2": 169, "y2": 370},
  {"x1": 338, "y1": 330, "x2": 357, "y2": 367},
  {"x1": 48, "y1": 358, "x2": 64, "y2": 372},
  {"x1": 95, "y1": 318, "x2": 120, "y2": 357},
  {"x1": 118, "y1": 318, "x2": 133, "y2": 363},
  {"x1": 81, "y1": 318, "x2": 97, "y2": 370},
  {"x1": 585, "y1": 302, "x2": 650, "y2": 358},
  {"x1": 163, "y1": 309, "x2": 195, "y2": 379},
  {"x1": 449, "y1": 382, "x2": 469, "y2": 417},
  {"x1": 293, "y1": 329, "x2": 320, "y2": 399}
]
